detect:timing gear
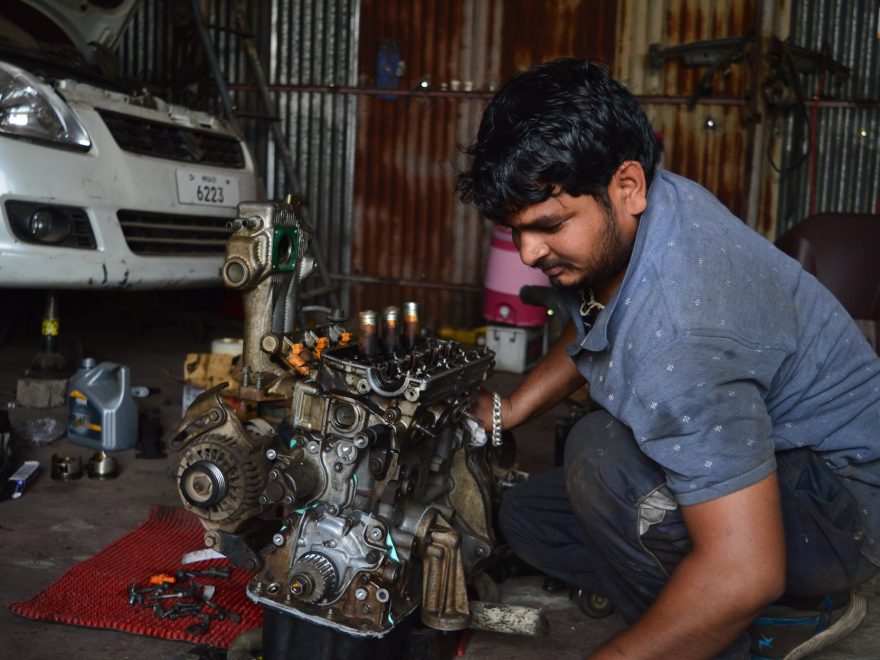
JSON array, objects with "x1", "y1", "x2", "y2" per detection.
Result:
[{"x1": 289, "y1": 552, "x2": 338, "y2": 604}]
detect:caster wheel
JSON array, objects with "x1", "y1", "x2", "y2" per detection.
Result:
[{"x1": 574, "y1": 589, "x2": 614, "y2": 618}]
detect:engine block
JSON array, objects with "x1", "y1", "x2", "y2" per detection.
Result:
[{"x1": 168, "y1": 198, "x2": 514, "y2": 639}]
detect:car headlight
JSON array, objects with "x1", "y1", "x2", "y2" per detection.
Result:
[{"x1": 0, "y1": 61, "x2": 90, "y2": 150}]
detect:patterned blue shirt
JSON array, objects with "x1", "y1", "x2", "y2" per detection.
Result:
[{"x1": 564, "y1": 170, "x2": 880, "y2": 562}]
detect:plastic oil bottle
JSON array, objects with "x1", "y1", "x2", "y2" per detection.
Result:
[{"x1": 68, "y1": 358, "x2": 138, "y2": 451}]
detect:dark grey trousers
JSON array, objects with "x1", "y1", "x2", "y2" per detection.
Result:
[{"x1": 498, "y1": 410, "x2": 878, "y2": 658}]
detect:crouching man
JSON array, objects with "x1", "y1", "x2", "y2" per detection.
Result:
[{"x1": 461, "y1": 58, "x2": 879, "y2": 659}]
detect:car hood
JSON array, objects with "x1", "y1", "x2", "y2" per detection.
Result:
[{"x1": 19, "y1": 0, "x2": 142, "y2": 62}]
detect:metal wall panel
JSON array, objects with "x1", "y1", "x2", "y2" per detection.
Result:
[
  {"x1": 116, "y1": 2, "x2": 876, "y2": 327},
  {"x1": 616, "y1": 0, "x2": 759, "y2": 222},
  {"x1": 776, "y1": 0, "x2": 880, "y2": 234},
  {"x1": 117, "y1": 0, "x2": 360, "y2": 310},
  {"x1": 352, "y1": 0, "x2": 618, "y2": 329}
]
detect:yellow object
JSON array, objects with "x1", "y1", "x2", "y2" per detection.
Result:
[
  {"x1": 437, "y1": 326, "x2": 487, "y2": 346},
  {"x1": 41, "y1": 318, "x2": 60, "y2": 336},
  {"x1": 339, "y1": 331, "x2": 352, "y2": 346},
  {"x1": 314, "y1": 336, "x2": 329, "y2": 359}
]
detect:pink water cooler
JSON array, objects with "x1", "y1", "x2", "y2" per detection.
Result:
[
  {"x1": 483, "y1": 227, "x2": 550, "y2": 372},
  {"x1": 483, "y1": 226, "x2": 550, "y2": 326}
]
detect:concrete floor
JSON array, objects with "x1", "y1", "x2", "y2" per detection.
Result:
[{"x1": 0, "y1": 290, "x2": 878, "y2": 659}]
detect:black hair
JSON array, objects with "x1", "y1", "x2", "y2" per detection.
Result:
[{"x1": 456, "y1": 58, "x2": 661, "y2": 223}]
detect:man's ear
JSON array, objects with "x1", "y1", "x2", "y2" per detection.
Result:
[{"x1": 610, "y1": 161, "x2": 647, "y2": 216}]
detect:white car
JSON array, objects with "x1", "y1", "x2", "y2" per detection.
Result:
[{"x1": 0, "y1": 0, "x2": 261, "y2": 289}]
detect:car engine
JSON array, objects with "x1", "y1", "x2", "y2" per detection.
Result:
[{"x1": 167, "y1": 198, "x2": 521, "y2": 643}]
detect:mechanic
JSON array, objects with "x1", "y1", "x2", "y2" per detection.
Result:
[{"x1": 460, "y1": 58, "x2": 880, "y2": 659}]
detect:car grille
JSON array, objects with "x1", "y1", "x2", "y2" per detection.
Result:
[
  {"x1": 118, "y1": 210, "x2": 232, "y2": 255},
  {"x1": 97, "y1": 110, "x2": 246, "y2": 169}
]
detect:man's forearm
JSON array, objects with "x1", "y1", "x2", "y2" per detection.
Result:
[
  {"x1": 590, "y1": 550, "x2": 766, "y2": 658},
  {"x1": 504, "y1": 320, "x2": 585, "y2": 428},
  {"x1": 591, "y1": 474, "x2": 786, "y2": 659}
]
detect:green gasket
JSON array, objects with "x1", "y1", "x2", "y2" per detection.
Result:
[{"x1": 272, "y1": 226, "x2": 299, "y2": 271}]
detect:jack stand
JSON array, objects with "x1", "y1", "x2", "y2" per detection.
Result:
[{"x1": 17, "y1": 290, "x2": 69, "y2": 408}]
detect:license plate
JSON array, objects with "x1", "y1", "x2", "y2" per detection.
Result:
[{"x1": 176, "y1": 170, "x2": 240, "y2": 208}]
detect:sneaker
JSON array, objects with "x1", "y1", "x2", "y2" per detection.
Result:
[{"x1": 749, "y1": 592, "x2": 868, "y2": 659}]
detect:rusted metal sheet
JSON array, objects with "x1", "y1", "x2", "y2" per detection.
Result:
[
  {"x1": 351, "y1": 0, "x2": 499, "y2": 329},
  {"x1": 617, "y1": 0, "x2": 757, "y2": 97},
  {"x1": 616, "y1": 0, "x2": 760, "y2": 224},
  {"x1": 644, "y1": 104, "x2": 751, "y2": 219},
  {"x1": 353, "y1": 0, "x2": 618, "y2": 329},
  {"x1": 501, "y1": 0, "x2": 618, "y2": 76}
]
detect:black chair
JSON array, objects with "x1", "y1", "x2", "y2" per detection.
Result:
[{"x1": 776, "y1": 213, "x2": 880, "y2": 353}]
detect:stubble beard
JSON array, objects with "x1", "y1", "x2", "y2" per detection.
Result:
[{"x1": 553, "y1": 203, "x2": 635, "y2": 294}]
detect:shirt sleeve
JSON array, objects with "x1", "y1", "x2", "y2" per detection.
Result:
[{"x1": 623, "y1": 334, "x2": 786, "y2": 505}]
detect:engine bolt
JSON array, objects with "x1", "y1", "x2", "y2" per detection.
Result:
[
  {"x1": 307, "y1": 441, "x2": 320, "y2": 454},
  {"x1": 355, "y1": 588, "x2": 369, "y2": 601},
  {"x1": 475, "y1": 546, "x2": 489, "y2": 558},
  {"x1": 282, "y1": 496, "x2": 294, "y2": 505},
  {"x1": 369, "y1": 527, "x2": 384, "y2": 541},
  {"x1": 327, "y1": 504, "x2": 339, "y2": 515},
  {"x1": 259, "y1": 495, "x2": 269, "y2": 505},
  {"x1": 333, "y1": 462, "x2": 344, "y2": 472},
  {"x1": 376, "y1": 589, "x2": 390, "y2": 603},
  {"x1": 269, "y1": 469, "x2": 280, "y2": 480},
  {"x1": 266, "y1": 449, "x2": 277, "y2": 460},
  {"x1": 362, "y1": 604, "x2": 371, "y2": 614},
  {"x1": 366, "y1": 550, "x2": 381, "y2": 563},
  {"x1": 272, "y1": 533, "x2": 285, "y2": 546}
]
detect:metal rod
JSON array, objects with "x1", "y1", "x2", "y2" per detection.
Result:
[
  {"x1": 186, "y1": 0, "x2": 240, "y2": 132},
  {"x1": 745, "y1": 0, "x2": 776, "y2": 230},
  {"x1": 233, "y1": 0, "x2": 338, "y2": 309},
  {"x1": 227, "y1": 84, "x2": 880, "y2": 110},
  {"x1": 42, "y1": 289, "x2": 59, "y2": 354},
  {"x1": 330, "y1": 273, "x2": 482, "y2": 294}
]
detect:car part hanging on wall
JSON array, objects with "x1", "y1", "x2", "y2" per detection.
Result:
[{"x1": 166, "y1": 196, "x2": 526, "y2": 641}]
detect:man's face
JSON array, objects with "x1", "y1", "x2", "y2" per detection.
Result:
[{"x1": 507, "y1": 190, "x2": 638, "y2": 295}]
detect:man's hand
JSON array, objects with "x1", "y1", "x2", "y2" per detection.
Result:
[
  {"x1": 470, "y1": 320, "x2": 586, "y2": 433},
  {"x1": 590, "y1": 473, "x2": 786, "y2": 659},
  {"x1": 471, "y1": 389, "x2": 496, "y2": 432}
]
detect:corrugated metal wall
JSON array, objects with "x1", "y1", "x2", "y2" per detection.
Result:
[
  {"x1": 776, "y1": 0, "x2": 880, "y2": 234},
  {"x1": 118, "y1": 0, "x2": 359, "y2": 309},
  {"x1": 351, "y1": 0, "x2": 618, "y2": 329},
  {"x1": 616, "y1": 0, "x2": 760, "y2": 223},
  {"x1": 115, "y1": 1, "x2": 878, "y2": 327}
]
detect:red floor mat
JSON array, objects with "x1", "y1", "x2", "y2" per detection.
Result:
[{"x1": 9, "y1": 505, "x2": 263, "y2": 648}]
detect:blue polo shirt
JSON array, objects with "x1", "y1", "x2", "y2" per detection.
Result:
[{"x1": 564, "y1": 170, "x2": 880, "y2": 563}]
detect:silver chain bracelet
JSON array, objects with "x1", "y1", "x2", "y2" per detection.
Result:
[{"x1": 491, "y1": 392, "x2": 503, "y2": 447}]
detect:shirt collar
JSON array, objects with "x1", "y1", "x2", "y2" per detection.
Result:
[{"x1": 573, "y1": 169, "x2": 675, "y2": 353}]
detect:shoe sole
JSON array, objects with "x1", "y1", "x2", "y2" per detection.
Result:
[{"x1": 784, "y1": 591, "x2": 869, "y2": 660}]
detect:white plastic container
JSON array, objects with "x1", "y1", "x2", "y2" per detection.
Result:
[
  {"x1": 485, "y1": 324, "x2": 548, "y2": 373},
  {"x1": 68, "y1": 359, "x2": 138, "y2": 452}
]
